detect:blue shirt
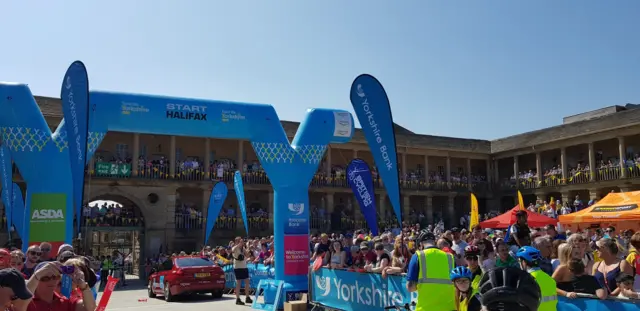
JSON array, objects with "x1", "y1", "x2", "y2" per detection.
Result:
[{"x1": 407, "y1": 247, "x2": 438, "y2": 282}]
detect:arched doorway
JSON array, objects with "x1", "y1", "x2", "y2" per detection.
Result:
[{"x1": 81, "y1": 194, "x2": 145, "y2": 277}]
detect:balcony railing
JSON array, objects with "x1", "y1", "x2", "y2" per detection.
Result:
[
  {"x1": 79, "y1": 215, "x2": 144, "y2": 227},
  {"x1": 88, "y1": 162, "x2": 488, "y2": 193},
  {"x1": 499, "y1": 165, "x2": 640, "y2": 191}
]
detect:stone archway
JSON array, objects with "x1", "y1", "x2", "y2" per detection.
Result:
[
  {"x1": 82, "y1": 191, "x2": 147, "y2": 275},
  {"x1": 83, "y1": 186, "x2": 151, "y2": 225},
  {"x1": 85, "y1": 194, "x2": 146, "y2": 227}
]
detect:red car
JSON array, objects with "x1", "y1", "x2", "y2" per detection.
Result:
[{"x1": 148, "y1": 256, "x2": 225, "y2": 301}]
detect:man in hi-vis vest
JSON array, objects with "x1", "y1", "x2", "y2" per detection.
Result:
[{"x1": 406, "y1": 230, "x2": 455, "y2": 311}]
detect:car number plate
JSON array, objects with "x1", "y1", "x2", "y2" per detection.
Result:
[{"x1": 195, "y1": 273, "x2": 210, "y2": 278}]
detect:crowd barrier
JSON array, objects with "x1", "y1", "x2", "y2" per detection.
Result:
[
  {"x1": 308, "y1": 268, "x2": 640, "y2": 311},
  {"x1": 221, "y1": 263, "x2": 275, "y2": 290}
]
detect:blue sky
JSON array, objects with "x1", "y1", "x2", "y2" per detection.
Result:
[{"x1": 2, "y1": 1, "x2": 639, "y2": 140}]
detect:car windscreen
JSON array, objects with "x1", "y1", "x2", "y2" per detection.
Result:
[{"x1": 175, "y1": 257, "x2": 215, "y2": 267}]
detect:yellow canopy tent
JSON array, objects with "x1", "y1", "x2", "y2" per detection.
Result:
[{"x1": 559, "y1": 191, "x2": 640, "y2": 231}]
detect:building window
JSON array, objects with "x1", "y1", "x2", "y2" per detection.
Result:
[
  {"x1": 176, "y1": 148, "x2": 182, "y2": 161},
  {"x1": 139, "y1": 144, "x2": 147, "y2": 159}
]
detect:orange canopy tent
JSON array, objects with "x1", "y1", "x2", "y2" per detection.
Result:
[
  {"x1": 559, "y1": 191, "x2": 640, "y2": 231},
  {"x1": 480, "y1": 206, "x2": 558, "y2": 229}
]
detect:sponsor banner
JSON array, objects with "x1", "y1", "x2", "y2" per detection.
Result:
[
  {"x1": 285, "y1": 203, "x2": 308, "y2": 235},
  {"x1": 60, "y1": 61, "x2": 90, "y2": 235},
  {"x1": 222, "y1": 263, "x2": 275, "y2": 289},
  {"x1": 592, "y1": 204, "x2": 638, "y2": 213},
  {"x1": 165, "y1": 103, "x2": 208, "y2": 121},
  {"x1": 349, "y1": 75, "x2": 402, "y2": 224},
  {"x1": 205, "y1": 182, "x2": 228, "y2": 244},
  {"x1": 233, "y1": 171, "x2": 249, "y2": 236},
  {"x1": 95, "y1": 162, "x2": 132, "y2": 177},
  {"x1": 284, "y1": 235, "x2": 309, "y2": 276},
  {"x1": 310, "y1": 269, "x2": 640, "y2": 311},
  {"x1": 347, "y1": 158, "x2": 378, "y2": 236},
  {"x1": 30, "y1": 193, "x2": 66, "y2": 242}
]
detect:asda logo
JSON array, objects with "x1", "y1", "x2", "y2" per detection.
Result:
[{"x1": 31, "y1": 209, "x2": 64, "y2": 222}]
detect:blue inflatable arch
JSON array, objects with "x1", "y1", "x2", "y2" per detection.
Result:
[{"x1": 0, "y1": 82, "x2": 355, "y2": 294}]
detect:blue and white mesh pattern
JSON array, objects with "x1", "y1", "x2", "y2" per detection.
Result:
[
  {"x1": 251, "y1": 142, "x2": 297, "y2": 164},
  {"x1": 296, "y1": 145, "x2": 327, "y2": 165},
  {"x1": 1, "y1": 127, "x2": 51, "y2": 152}
]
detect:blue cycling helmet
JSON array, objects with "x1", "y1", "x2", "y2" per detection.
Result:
[
  {"x1": 515, "y1": 246, "x2": 541, "y2": 262},
  {"x1": 450, "y1": 266, "x2": 473, "y2": 281}
]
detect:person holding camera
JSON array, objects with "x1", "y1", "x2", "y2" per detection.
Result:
[{"x1": 232, "y1": 237, "x2": 252, "y2": 305}]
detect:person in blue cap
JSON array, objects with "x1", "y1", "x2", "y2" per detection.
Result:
[
  {"x1": 450, "y1": 266, "x2": 481, "y2": 311},
  {"x1": 515, "y1": 246, "x2": 557, "y2": 311}
]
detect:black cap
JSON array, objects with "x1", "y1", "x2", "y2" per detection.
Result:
[
  {"x1": 0, "y1": 268, "x2": 32, "y2": 300},
  {"x1": 451, "y1": 227, "x2": 460, "y2": 233},
  {"x1": 58, "y1": 251, "x2": 75, "y2": 263}
]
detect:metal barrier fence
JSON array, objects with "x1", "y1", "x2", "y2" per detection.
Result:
[{"x1": 80, "y1": 215, "x2": 144, "y2": 227}]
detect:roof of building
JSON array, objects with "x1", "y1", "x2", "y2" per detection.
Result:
[{"x1": 33, "y1": 96, "x2": 640, "y2": 155}]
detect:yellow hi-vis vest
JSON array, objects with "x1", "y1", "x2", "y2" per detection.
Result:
[
  {"x1": 459, "y1": 288, "x2": 479, "y2": 311},
  {"x1": 471, "y1": 273, "x2": 482, "y2": 291},
  {"x1": 530, "y1": 268, "x2": 557, "y2": 311},
  {"x1": 416, "y1": 248, "x2": 455, "y2": 311}
]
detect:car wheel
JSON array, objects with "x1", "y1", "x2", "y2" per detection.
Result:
[
  {"x1": 147, "y1": 281, "x2": 156, "y2": 298},
  {"x1": 164, "y1": 282, "x2": 174, "y2": 302},
  {"x1": 211, "y1": 290, "x2": 223, "y2": 299}
]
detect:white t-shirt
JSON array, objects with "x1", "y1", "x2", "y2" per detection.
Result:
[{"x1": 232, "y1": 245, "x2": 247, "y2": 269}]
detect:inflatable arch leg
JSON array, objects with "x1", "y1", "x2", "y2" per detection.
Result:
[{"x1": 0, "y1": 83, "x2": 355, "y2": 297}]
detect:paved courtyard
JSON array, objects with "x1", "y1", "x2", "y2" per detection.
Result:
[{"x1": 101, "y1": 280, "x2": 252, "y2": 311}]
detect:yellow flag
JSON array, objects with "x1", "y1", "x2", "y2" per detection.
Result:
[
  {"x1": 469, "y1": 193, "x2": 479, "y2": 230},
  {"x1": 518, "y1": 190, "x2": 525, "y2": 210}
]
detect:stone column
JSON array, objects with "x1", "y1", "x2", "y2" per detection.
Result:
[
  {"x1": 204, "y1": 139, "x2": 211, "y2": 178},
  {"x1": 513, "y1": 156, "x2": 519, "y2": 179},
  {"x1": 535, "y1": 192, "x2": 545, "y2": 203},
  {"x1": 237, "y1": 140, "x2": 244, "y2": 172},
  {"x1": 535, "y1": 153, "x2": 542, "y2": 181},
  {"x1": 561, "y1": 192, "x2": 570, "y2": 205},
  {"x1": 379, "y1": 195, "x2": 386, "y2": 216},
  {"x1": 165, "y1": 189, "x2": 178, "y2": 246},
  {"x1": 325, "y1": 193, "x2": 335, "y2": 215},
  {"x1": 353, "y1": 149, "x2": 358, "y2": 159},
  {"x1": 485, "y1": 159, "x2": 491, "y2": 184},
  {"x1": 403, "y1": 195, "x2": 411, "y2": 220},
  {"x1": 425, "y1": 195, "x2": 433, "y2": 224},
  {"x1": 466, "y1": 158, "x2": 472, "y2": 190},
  {"x1": 561, "y1": 147, "x2": 568, "y2": 183},
  {"x1": 588, "y1": 143, "x2": 596, "y2": 181},
  {"x1": 493, "y1": 160, "x2": 499, "y2": 182},
  {"x1": 402, "y1": 153, "x2": 407, "y2": 177},
  {"x1": 132, "y1": 133, "x2": 140, "y2": 176},
  {"x1": 619, "y1": 137, "x2": 627, "y2": 178},
  {"x1": 170, "y1": 136, "x2": 176, "y2": 177},
  {"x1": 424, "y1": 155, "x2": 429, "y2": 175},
  {"x1": 448, "y1": 193, "x2": 456, "y2": 227},
  {"x1": 445, "y1": 157, "x2": 451, "y2": 183}
]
